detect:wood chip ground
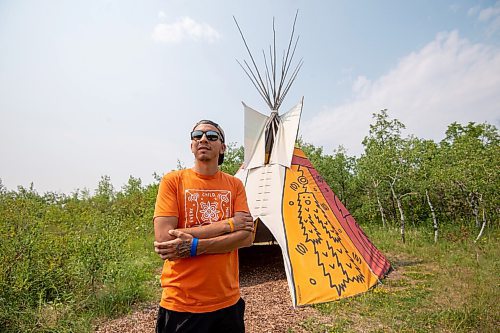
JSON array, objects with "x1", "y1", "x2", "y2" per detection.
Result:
[{"x1": 95, "y1": 245, "x2": 318, "y2": 333}]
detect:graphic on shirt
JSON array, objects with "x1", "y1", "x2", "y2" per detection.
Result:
[{"x1": 184, "y1": 189, "x2": 232, "y2": 227}]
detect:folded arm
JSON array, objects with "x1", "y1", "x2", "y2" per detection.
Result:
[
  {"x1": 154, "y1": 216, "x2": 226, "y2": 242},
  {"x1": 153, "y1": 212, "x2": 255, "y2": 260},
  {"x1": 196, "y1": 228, "x2": 254, "y2": 255}
]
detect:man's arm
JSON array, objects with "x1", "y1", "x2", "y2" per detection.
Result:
[
  {"x1": 154, "y1": 216, "x2": 226, "y2": 242},
  {"x1": 154, "y1": 216, "x2": 178, "y2": 242},
  {"x1": 153, "y1": 212, "x2": 254, "y2": 260},
  {"x1": 196, "y1": 225, "x2": 254, "y2": 255},
  {"x1": 154, "y1": 216, "x2": 187, "y2": 259},
  {"x1": 154, "y1": 216, "x2": 224, "y2": 260},
  {"x1": 156, "y1": 226, "x2": 254, "y2": 261},
  {"x1": 154, "y1": 212, "x2": 253, "y2": 240}
]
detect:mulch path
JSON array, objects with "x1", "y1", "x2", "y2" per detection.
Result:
[{"x1": 95, "y1": 245, "x2": 318, "y2": 333}]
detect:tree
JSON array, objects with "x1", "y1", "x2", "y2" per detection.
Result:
[
  {"x1": 359, "y1": 110, "x2": 417, "y2": 243},
  {"x1": 298, "y1": 140, "x2": 356, "y2": 210},
  {"x1": 220, "y1": 143, "x2": 244, "y2": 176},
  {"x1": 409, "y1": 138, "x2": 441, "y2": 242},
  {"x1": 440, "y1": 122, "x2": 499, "y2": 239},
  {"x1": 94, "y1": 175, "x2": 115, "y2": 213}
]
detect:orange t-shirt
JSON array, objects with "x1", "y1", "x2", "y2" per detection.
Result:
[{"x1": 153, "y1": 168, "x2": 250, "y2": 313}]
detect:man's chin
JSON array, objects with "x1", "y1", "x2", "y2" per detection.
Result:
[{"x1": 196, "y1": 154, "x2": 213, "y2": 162}]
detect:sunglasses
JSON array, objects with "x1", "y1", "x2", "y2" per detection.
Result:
[{"x1": 190, "y1": 130, "x2": 221, "y2": 142}]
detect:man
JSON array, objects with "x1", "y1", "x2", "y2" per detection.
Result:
[{"x1": 153, "y1": 119, "x2": 255, "y2": 333}]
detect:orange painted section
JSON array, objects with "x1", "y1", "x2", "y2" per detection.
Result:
[{"x1": 282, "y1": 164, "x2": 380, "y2": 305}]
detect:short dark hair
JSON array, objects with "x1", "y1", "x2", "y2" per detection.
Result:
[{"x1": 192, "y1": 120, "x2": 225, "y2": 165}]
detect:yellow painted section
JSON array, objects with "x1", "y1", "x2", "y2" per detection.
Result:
[{"x1": 283, "y1": 164, "x2": 380, "y2": 305}]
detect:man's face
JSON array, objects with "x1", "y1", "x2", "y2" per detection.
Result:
[{"x1": 190, "y1": 123, "x2": 225, "y2": 163}]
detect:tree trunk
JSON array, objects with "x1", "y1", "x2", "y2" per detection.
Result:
[
  {"x1": 473, "y1": 204, "x2": 480, "y2": 228},
  {"x1": 373, "y1": 180, "x2": 386, "y2": 228},
  {"x1": 475, "y1": 206, "x2": 486, "y2": 243},
  {"x1": 389, "y1": 193, "x2": 398, "y2": 224},
  {"x1": 390, "y1": 183, "x2": 405, "y2": 243},
  {"x1": 426, "y1": 189, "x2": 438, "y2": 243},
  {"x1": 376, "y1": 191, "x2": 386, "y2": 228},
  {"x1": 466, "y1": 191, "x2": 480, "y2": 227}
]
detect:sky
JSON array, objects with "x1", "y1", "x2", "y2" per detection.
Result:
[{"x1": 0, "y1": 0, "x2": 499, "y2": 194}]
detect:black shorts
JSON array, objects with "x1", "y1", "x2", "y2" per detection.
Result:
[{"x1": 156, "y1": 298, "x2": 245, "y2": 333}]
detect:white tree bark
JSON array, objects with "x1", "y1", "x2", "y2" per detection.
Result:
[
  {"x1": 373, "y1": 180, "x2": 386, "y2": 228},
  {"x1": 390, "y1": 182, "x2": 405, "y2": 243},
  {"x1": 475, "y1": 207, "x2": 487, "y2": 243},
  {"x1": 426, "y1": 189, "x2": 438, "y2": 243},
  {"x1": 473, "y1": 202, "x2": 480, "y2": 228},
  {"x1": 466, "y1": 191, "x2": 480, "y2": 227}
]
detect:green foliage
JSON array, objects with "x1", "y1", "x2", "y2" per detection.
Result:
[
  {"x1": 220, "y1": 142, "x2": 244, "y2": 176},
  {"x1": 298, "y1": 139, "x2": 357, "y2": 208},
  {"x1": 0, "y1": 177, "x2": 160, "y2": 332},
  {"x1": 299, "y1": 110, "x2": 499, "y2": 242},
  {"x1": 438, "y1": 122, "x2": 499, "y2": 224}
]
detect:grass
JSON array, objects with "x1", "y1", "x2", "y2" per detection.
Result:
[
  {"x1": 293, "y1": 225, "x2": 499, "y2": 333},
  {"x1": 2, "y1": 191, "x2": 497, "y2": 333}
]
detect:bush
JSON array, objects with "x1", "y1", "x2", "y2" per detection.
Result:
[{"x1": 0, "y1": 179, "x2": 158, "y2": 332}]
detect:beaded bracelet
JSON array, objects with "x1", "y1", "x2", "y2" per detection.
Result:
[{"x1": 228, "y1": 218, "x2": 235, "y2": 233}]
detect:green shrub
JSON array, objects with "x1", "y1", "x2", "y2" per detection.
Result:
[{"x1": 0, "y1": 179, "x2": 158, "y2": 332}]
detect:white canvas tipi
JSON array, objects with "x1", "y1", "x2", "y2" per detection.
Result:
[{"x1": 234, "y1": 14, "x2": 391, "y2": 306}]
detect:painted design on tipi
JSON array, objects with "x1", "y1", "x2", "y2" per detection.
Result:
[
  {"x1": 295, "y1": 169, "x2": 365, "y2": 294},
  {"x1": 281, "y1": 149, "x2": 387, "y2": 305}
]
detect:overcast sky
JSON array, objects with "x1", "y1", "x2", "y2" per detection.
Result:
[{"x1": 1, "y1": 0, "x2": 499, "y2": 194}]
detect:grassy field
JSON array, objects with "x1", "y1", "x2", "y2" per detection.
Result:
[
  {"x1": 293, "y1": 226, "x2": 499, "y2": 333},
  {"x1": 1, "y1": 191, "x2": 497, "y2": 333}
]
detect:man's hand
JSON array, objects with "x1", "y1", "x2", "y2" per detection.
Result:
[
  {"x1": 232, "y1": 211, "x2": 254, "y2": 232},
  {"x1": 154, "y1": 230, "x2": 194, "y2": 260}
]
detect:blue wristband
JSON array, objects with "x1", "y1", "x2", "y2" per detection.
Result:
[{"x1": 190, "y1": 238, "x2": 199, "y2": 257}]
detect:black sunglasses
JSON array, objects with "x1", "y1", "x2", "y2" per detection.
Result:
[{"x1": 190, "y1": 130, "x2": 221, "y2": 142}]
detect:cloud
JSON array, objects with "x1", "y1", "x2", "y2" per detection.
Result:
[
  {"x1": 467, "y1": 6, "x2": 481, "y2": 17},
  {"x1": 158, "y1": 11, "x2": 166, "y2": 19},
  {"x1": 152, "y1": 17, "x2": 221, "y2": 43},
  {"x1": 302, "y1": 31, "x2": 500, "y2": 155},
  {"x1": 478, "y1": 2, "x2": 500, "y2": 21},
  {"x1": 468, "y1": 1, "x2": 500, "y2": 35},
  {"x1": 352, "y1": 75, "x2": 370, "y2": 94}
]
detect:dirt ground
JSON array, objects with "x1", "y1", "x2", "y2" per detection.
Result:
[{"x1": 95, "y1": 245, "x2": 318, "y2": 333}]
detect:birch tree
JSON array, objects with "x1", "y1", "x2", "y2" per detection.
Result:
[
  {"x1": 359, "y1": 110, "x2": 408, "y2": 233},
  {"x1": 440, "y1": 122, "x2": 499, "y2": 238}
]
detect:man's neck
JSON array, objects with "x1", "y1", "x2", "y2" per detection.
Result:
[{"x1": 192, "y1": 162, "x2": 219, "y2": 176}]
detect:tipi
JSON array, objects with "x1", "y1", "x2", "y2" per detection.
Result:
[{"x1": 234, "y1": 14, "x2": 391, "y2": 306}]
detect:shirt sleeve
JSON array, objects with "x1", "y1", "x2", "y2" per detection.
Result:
[
  {"x1": 233, "y1": 177, "x2": 250, "y2": 214},
  {"x1": 154, "y1": 172, "x2": 179, "y2": 219}
]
